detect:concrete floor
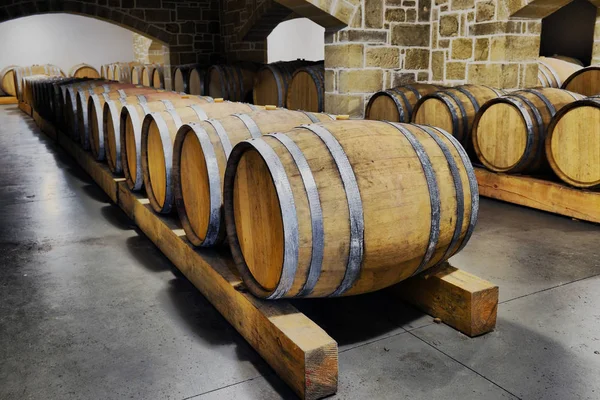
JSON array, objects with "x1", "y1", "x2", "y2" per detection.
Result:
[{"x1": 0, "y1": 104, "x2": 599, "y2": 400}]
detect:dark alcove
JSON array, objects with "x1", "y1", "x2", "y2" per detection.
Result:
[{"x1": 539, "y1": 0, "x2": 597, "y2": 66}]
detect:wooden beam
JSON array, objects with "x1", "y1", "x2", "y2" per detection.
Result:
[
  {"x1": 475, "y1": 167, "x2": 600, "y2": 224},
  {"x1": 0, "y1": 96, "x2": 18, "y2": 105},
  {"x1": 18, "y1": 101, "x2": 32, "y2": 116},
  {"x1": 396, "y1": 262, "x2": 499, "y2": 337}
]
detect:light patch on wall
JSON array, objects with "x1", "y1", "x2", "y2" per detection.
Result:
[
  {"x1": 268, "y1": 18, "x2": 325, "y2": 63},
  {"x1": 0, "y1": 13, "x2": 135, "y2": 76}
]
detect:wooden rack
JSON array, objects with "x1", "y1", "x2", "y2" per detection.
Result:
[
  {"x1": 25, "y1": 104, "x2": 499, "y2": 399},
  {"x1": 475, "y1": 167, "x2": 600, "y2": 224}
]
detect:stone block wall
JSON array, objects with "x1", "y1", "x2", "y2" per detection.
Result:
[{"x1": 323, "y1": 0, "x2": 543, "y2": 117}]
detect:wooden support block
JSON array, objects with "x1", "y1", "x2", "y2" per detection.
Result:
[
  {"x1": 18, "y1": 101, "x2": 32, "y2": 116},
  {"x1": 475, "y1": 167, "x2": 600, "y2": 224},
  {"x1": 396, "y1": 262, "x2": 499, "y2": 337},
  {"x1": 0, "y1": 96, "x2": 18, "y2": 105},
  {"x1": 50, "y1": 119, "x2": 338, "y2": 400}
]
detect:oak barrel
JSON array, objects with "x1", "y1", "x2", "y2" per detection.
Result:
[
  {"x1": 120, "y1": 97, "x2": 224, "y2": 191},
  {"x1": 173, "y1": 108, "x2": 335, "y2": 247},
  {"x1": 366, "y1": 83, "x2": 442, "y2": 122},
  {"x1": 545, "y1": 96, "x2": 600, "y2": 188},
  {"x1": 223, "y1": 120, "x2": 479, "y2": 298},
  {"x1": 140, "y1": 101, "x2": 261, "y2": 212},
  {"x1": 76, "y1": 83, "x2": 135, "y2": 149},
  {"x1": 131, "y1": 65, "x2": 144, "y2": 85},
  {"x1": 173, "y1": 64, "x2": 203, "y2": 93},
  {"x1": 472, "y1": 88, "x2": 584, "y2": 174},
  {"x1": 537, "y1": 57, "x2": 582, "y2": 88},
  {"x1": 561, "y1": 66, "x2": 600, "y2": 96},
  {"x1": 104, "y1": 93, "x2": 213, "y2": 173},
  {"x1": 88, "y1": 87, "x2": 158, "y2": 160},
  {"x1": 0, "y1": 65, "x2": 19, "y2": 96},
  {"x1": 188, "y1": 66, "x2": 206, "y2": 95},
  {"x1": 286, "y1": 64, "x2": 326, "y2": 112},
  {"x1": 142, "y1": 64, "x2": 160, "y2": 87},
  {"x1": 113, "y1": 63, "x2": 134, "y2": 83},
  {"x1": 69, "y1": 64, "x2": 100, "y2": 79},
  {"x1": 253, "y1": 60, "x2": 318, "y2": 107},
  {"x1": 152, "y1": 66, "x2": 165, "y2": 89},
  {"x1": 64, "y1": 80, "x2": 103, "y2": 138},
  {"x1": 412, "y1": 85, "x2": 505, "y2": 147},
  {"x1": 206, "y1": 63, "x2": 258, "y2": 102}
]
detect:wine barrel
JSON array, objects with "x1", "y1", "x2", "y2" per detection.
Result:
[
  {"x1": 140, "y1": 101, "x2": 262, "y2": 213},
  {"x1": 121, "y1": 97, "x2": 224, "y2": 191},
  {"x1": 107, "y1": 64, "x2": 116, "y2": 80},
  {"x1": 113, "y1": 63, "x2": 134, "y2": 83},
  {"x1": 286, "y1": 64, "x2": 326, "y2": 112},
  {"x1": 0, "y1": 65, "x2": 19, "y2": 96},
  {"x1": 188, "y1": 66, "x2": 206, "y2": 95},
  {"x1": 561, "y1": 66, "x2": 600, "y2": 96},
  {"x1": 412, "y1": 85, "x2": 505, "y2": 147},
  {"x1": 76, "y1": 83, "x2": 135, "y2": 148},
  {"x1": 365, "y1": 83, "x2": 442, "y2": 122},
  {"x1": 152, "y1": 66, "x2": 165, "y2": 89},
  {"x1": 131, "y1": 65, "x2": 144, "y2": 84},
  {"x1": 173, "y1": 108, "x2": 335, "y2": 247},
  {"x1": 142, "y1": 64, "x2": 159, "y2": 87},
  {"x1": 88, "y1": 87, "x2": 158, "y2": 160},
  {"x1": 69, "y1": 64, "x2": 100, "y2": 79},
  {"x1": 545, "y1": 96, "x2": 600, "y2": 188},
  {"x1": 206, "y1": 63, "x2": 258, "y2": 102},
  {"x1": 253, "y1": 60, "x2": 318, "y2": 107},
  {"x1": 537, "y1": 57, "x2": 582, "y2": 88},
  {"x1": 223, "y1": 120, "x2": 479, "y2": 299},
  {"x1": 104, "y1": 92, "x2": 214, "y2": 173},
  {"x1": 63, "y1": 80, "x2": 106, "y2": 138},
  {"x1": 472, "y1": 88, "x2": 584, "y2": 174},
  {"x1": 173, "y1": 65, "x2": 191, "y2": 93}
]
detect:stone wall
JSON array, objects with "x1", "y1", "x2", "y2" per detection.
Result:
[
  {"x1": 133, "y1": 33, "x2": 152, "y2": 64},
  {"x1": 323, "y1": 0, "x2": 543, "y2": 117}
]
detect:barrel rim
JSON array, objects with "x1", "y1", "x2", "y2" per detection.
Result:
[
  {"x1": 545, "y1": 98, "x2": 600, "y2": 188},
  {"x1": 471, "y1": 95, "x2": 536, "y2": 172},
  {"x1": 173, "y1": 122, "x2": 225, "y2": 247},
  {"x1": 561, "y1": 66, "x2": 600, "y2": 90},
  {"x1": 223, "y1": 138, "x2": 299, "y2": 299},
  {"x1": 120, "y1": 104, "x2": 146, "y2": 190}
]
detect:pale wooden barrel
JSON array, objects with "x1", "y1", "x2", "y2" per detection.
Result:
[
  {"x1": 0, "y1": 65, "x2": 19, "y2": 96},
  {"x1": 223, "y1": 120, "x2": 479, "y2": 298},
  {"x1": 104, "y1": 92, "x2": 213, "y2": 174},
  {"x1": 142, "y1": 64, "x2": 160, "y2": 87},
  {"x1": 561, "y1": 66, "x2": 600, "y2": 96},
  {"x1": 412, "y1": 84, "x2": 505, "y2": 148},
  {"x1": 131, "y1": 66, "x2": 144, "y2": 84},
  {"x1": 545, "y1": 96, "x2": 600, "y2": 188},
  {"x1": 64, "y1": 80, "x2": 103, "y2": 138},
  {"x1": 120, "y1": 97, "x2": 223, "y2": 191},
  {"x1": 76, "y1": 83, "x2": 135, "y2": 149},
  {"x1": 286, "y1": 64, "x2": 326, "y2": 112},
  {"x1": 173, "y1": 65, "x2": 192, "y2": 93},
  {"x1": 253, "y1": 60, "x2": 317, "y2": 107},
  {"x1": 537, "y1": 57, "x2": 582, "y2": 88},
  {"x1": 188, "y1": 66, "x2": 206, "y2": 95},
  {"x1": 88, "y1": 86, "x2": 157, "y2": 160},
  {"x1": 173, "y1": 108, "x2": 335, "y2": 247},
  {"x1": 113, "y1": 63, "x2": 134, "y2": 83},
  {"x1": 152, "y1": 66, "x2": 165, "y2": 89},
  {"x1": 472, "y1": 88, "x2": 584, "y2": 174},
  {"x1": 69, "y1": 64, "x2": 100, "y2": 79},
  {"x1": 206, "y1": 63, "x2": 258, "y2": 102},
  {"x1": 141, "y1": 101, "x2": 262, "y2": 213},
  {"x1": 366, "y1": 83, "x2": 443, "y2": 122}
]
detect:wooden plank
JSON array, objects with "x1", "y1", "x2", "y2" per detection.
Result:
[
  {"x1": 50, "y1": 118, "x2": 338, "y2": 400},
  {"x1": 18, "y1": 101, "x2": 32, "y2": 115},
  {"x1": 0, "y1": 96, "x2": 18, "y2": 105},
  {"x1": 475, "y1": 167, "x2": 600, "y2": 224},
  {"x1": 396, "y1": 262, "x2": 499, "y2": 337}
]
